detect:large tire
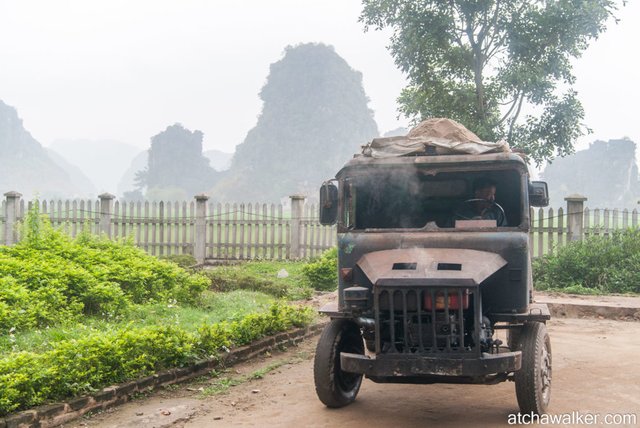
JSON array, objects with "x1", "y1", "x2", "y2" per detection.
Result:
[
  {"x1": 314, "y1": 319, "x2": 364, "y2": 408},
  {"x1": 515, "y1": 322, "x2": 552, "y2": 414}
]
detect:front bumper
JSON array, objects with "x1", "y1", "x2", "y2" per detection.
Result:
[{"x1": 340, "y1": 350, "x2": 521, "y2": 377}]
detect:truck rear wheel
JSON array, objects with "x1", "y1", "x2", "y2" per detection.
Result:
[
  {"x1": 515, "y1": 322, "x2": 552, "y2": 414},
  {"x1": 314, "y1": 319, "x2": 364, "y2": 408}
]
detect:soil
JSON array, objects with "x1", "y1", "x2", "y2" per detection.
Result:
[{"x1": 72, "y1": 315, "x2": 640, "y2": 428}]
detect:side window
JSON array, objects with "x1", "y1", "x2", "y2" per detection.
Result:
[{"x1": 343, "y1": 180, "x2": 356, "y2": 229}]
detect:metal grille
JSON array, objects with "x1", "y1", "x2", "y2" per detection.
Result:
[{"x1": 373, "y1": 285, "x2": 480, "y2": 356}]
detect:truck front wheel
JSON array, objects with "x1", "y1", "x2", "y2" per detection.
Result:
[
  {"x1": 515, "y1": 322, "x2": 552, "y2": 414},
  {"x1": 314, "y1": 319, "x2": 364, "y2": 408}
]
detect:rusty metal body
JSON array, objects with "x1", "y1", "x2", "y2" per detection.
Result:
[{"x1": 321, "y1": 152, "x2": 550, "y2": 385}]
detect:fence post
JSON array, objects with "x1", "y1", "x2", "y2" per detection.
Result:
[
  {"x1": 565, "y1": 194, "x2": 587, "y2": 242},
  {"x1": 194, "y1": 194, "x2": 209, "y2": 264},
  {"x1": 290, "y1": 194, "x2": 306, "y2": 259},
  {"x1": 99, "y1": 193, "x2": 115, "y2": 238},
  {"x1": 4, "y1": 191, "x2": 22, "y2": 246}
]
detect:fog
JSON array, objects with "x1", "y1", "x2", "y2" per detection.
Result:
[
  {"x1": 0, "y1": 0, "x2": 637, "y2": 153},
  {"x1": 0, "y1": 0, "x2": 405, "y2": 153}
]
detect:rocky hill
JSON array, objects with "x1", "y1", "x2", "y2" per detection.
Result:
[
  {"x1": 117, "y1": 148, "x2": 233, "y2": 199},
  {"x1": 542, "y1": 138, "x2": 639, "y2": 209},
  {"x1": 134, "y1": 124, "x2": 219, "y2": 201},
  {"x1": 0, "y1": 100, "x2": 93, "y2": 199},
  {"x1": 211, "y1": 43, "x2": 379, "y2": 202}
]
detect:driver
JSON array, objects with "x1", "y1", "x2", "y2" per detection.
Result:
[{"x1": 453, "y1": 177, "x2": 507, "y2": 226}]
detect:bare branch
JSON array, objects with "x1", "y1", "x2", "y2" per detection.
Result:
[
  {"x1": 481, "y1": 0, "x2": 502, "y2": 55},
  {"x1": 507, "y1": 93, "x2": 525, "y2": 141},
  {"x1": 499, "y1": 90, "x2": 522, "y2": 124}
]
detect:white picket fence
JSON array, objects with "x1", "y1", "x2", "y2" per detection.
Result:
[
  {"x1": 0, "y1": 193, "x2": 336, "y2": 262},
  {"x1": 2, "y1": 192, "x2": 635, "y2": 261}
]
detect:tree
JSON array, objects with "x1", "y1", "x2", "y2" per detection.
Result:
[
  {"x1": 212, "y1": 43, "x2": 379, "y2": 201},
  {"x1": 360, "y1": 0, "x2": 619, "y2": 164},
  {"x1": 135, "y1": 123, "x2": 218, "y2": 199}
]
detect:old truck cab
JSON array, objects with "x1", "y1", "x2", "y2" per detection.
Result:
[{"x1": 313, "y1": 148, "x2": 552, "y2": 415}]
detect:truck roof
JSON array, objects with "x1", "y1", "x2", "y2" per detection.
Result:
[{"x1": 337, "y1": 152, "x2": 528, "y2": 177}]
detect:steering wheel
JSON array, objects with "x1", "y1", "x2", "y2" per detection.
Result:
[{"x1": 454, "y1": 198, "x2": 506, "y2": 225}]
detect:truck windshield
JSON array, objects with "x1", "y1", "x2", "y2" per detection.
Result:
[{"x1": 344, "y1": 168, "x2": 522, "y2": 229}]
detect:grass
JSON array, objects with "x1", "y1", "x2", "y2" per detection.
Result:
[
  {"x1": 0, "y1": 290, "x2": 274, "y2": 354},
  {"x1": 205, "y1": 260, "x2": 314, "y2": 300}
]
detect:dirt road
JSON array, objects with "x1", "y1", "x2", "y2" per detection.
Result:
[{"x1": 75, "y1": 317, "x2": 640, "y2": 428}]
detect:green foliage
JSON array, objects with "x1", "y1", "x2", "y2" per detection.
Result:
[
  {"x1": 204, "y1": 261, "x2": 313, "y2": 300},
  {"x1": 0, "y1": 290, "x2": 273, "y2": 356},
  {"x1": 302, "y1": 247, "x2": 338, "y2": 291},
  {"x1": 0, "y1": 302, "x2": 313, "y2": 415},
  {"x1": 360, "y1": 1, "x2": 619, "y2": 164},
  {"x1": 160, "y1": 254, "x2": 197, "y2": 269},
  {"x1": 212, "y1": 43, "x2": 379, "y2": 201},
  {"x1": 0, "y1": 207, "x2": 317, "y2": 415},
  {"x1": 533, "y1": 228, "x2": 640, "y2": 294},
  {"x1": 0, "y1": 208, "x2": 209, "y2": 331}
]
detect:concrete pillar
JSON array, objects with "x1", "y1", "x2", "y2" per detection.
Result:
[
  {"x1": 194, "y1": 194, "x2": 209, "y2": 264},
  {"x1": 290, "y1": 194, "x2": 306, "y2": 259},
  {"x1": 565, "y1": 194, "x2": 587, "y2": 242},
  {"x1": 98, "y1": 193, "x2": 115, "y2": 238},
  {"x1": 4, "y1": 191, "x2": 22, "y2": 246}
]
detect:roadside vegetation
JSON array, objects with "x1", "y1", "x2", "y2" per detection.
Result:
[
  {"x1": 533, "y1": 228, "x2": 640, "y2": 295},
  {"x1": 0, "y1": 206, "x2": 332, "y2": 415}
]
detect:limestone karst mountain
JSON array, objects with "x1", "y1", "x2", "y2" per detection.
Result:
[
  {"x1": 133, "y1": 123, "x2": 219, "y2": 201},
  {"x1": 117, "y1": 148, "x2": 233, "y2": 198},
  {"x1": 542, "y1": 138, "x2": 640, "y2": 209},
  {"x1": 211, "y1": 43, "x2": 379, "y2": 202},
  {"x1": 0, "y1": 100, "x2": 93, "y2": 198}
]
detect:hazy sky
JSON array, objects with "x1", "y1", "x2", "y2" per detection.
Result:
[{"x1": 0, "y1": 0, "x2": 638, "y2": 156}]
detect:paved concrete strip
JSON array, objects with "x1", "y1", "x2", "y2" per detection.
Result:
[{"x1": 536, "y1": 292, "x2": 640, "y2": 320}]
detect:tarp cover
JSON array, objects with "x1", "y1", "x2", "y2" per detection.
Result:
[{"x1": 362, "y1": 118, "x2": 510, "y2": 158}]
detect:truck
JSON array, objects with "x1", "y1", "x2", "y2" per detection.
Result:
[{"x1": 313, "y1": 143, "x2": 552, "y2": 415}]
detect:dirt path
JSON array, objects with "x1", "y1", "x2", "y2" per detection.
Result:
[{"x1": 75, "y1": 317, "x2": 640, "y2": 428}]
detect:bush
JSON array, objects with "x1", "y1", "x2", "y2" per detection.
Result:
[
  {"x1": 0, "y1": 206, "x2": 209, "y2": 331},
  {"x1": 533, "y1": 228, "x2": 640, "y2": 294},
  {"x1": 160, "y1": 254, "x2": 197, "y2": 269},
  {"x1": 203, "y1": 261, "x2": 314, "y2": 300},
  {"x1": 302, "y1": 247, "x2": 338, "y2": 291},
  {"x1": 0, "y1": 302, "x2": 313, "y2": 415},
  {"x1": 205, "y1": 269, "x2": 289, "y2": 297}
]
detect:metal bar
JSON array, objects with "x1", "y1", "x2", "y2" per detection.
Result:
[
  {"x1": 458, "y1": 289, "x2": 465, "y2": 350},
  {"x1": 402, "y1": 290, "x2": 409, "y2": 353},
  {"x1": 474, "y1": 290, "x2": 482, "y2": 357},
  {"x1": 444, "y1": 288, "x2": 451, "y2": 352},
  {"x1": 389, "y1": 290, "x2": 396, "y2": 353},
  {"x1": 374, "y1": 289, "x2": 381, "y2": 354},
  {"x1": 430, "y1": 289, "x2": 437, "y2": 351},
  {"x1": 417, "y1": 289, "x2": 424, "y2": 352}
]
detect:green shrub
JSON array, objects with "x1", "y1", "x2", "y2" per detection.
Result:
[
  {"x1": 0, "y1": 206, "x2": 209, "y2": 331},
  {"x1": 204, "y1": 269, "x2": 289, "y2": 298},
  {"x1": 0, "y1": 302, "x2": 313, "y2": 415},
  {"x1": 160, "y1": 254, "x2": 197, "y2": 269},
  {"x1": 302, "y1": 247, "x2": 338, "y2": 291},
  {"x1": 203, "y1": 261, "x2": 314, "y2": 300},
  {"x1": 533, "y1": 228, "x2": 640, "y2": 294}
]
